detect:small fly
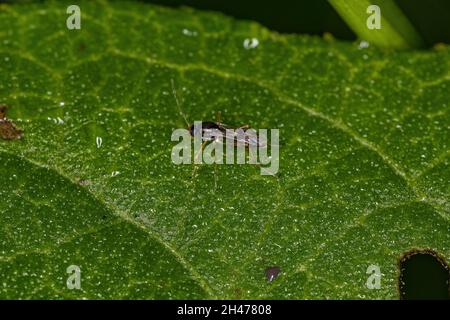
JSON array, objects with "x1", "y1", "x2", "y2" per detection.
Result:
[
  {"x1": 171, "y1": 79, "x2": 265, "y2": 148},
  {"x1": 171, "y1": 79, "x2": 276, "y2": 186}
]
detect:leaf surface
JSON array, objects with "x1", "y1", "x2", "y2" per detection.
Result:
[{"x1": 0, "y1": 0, "x2": 449, "y2": 299}]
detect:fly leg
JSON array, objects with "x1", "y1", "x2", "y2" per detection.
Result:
[
  {"x1": 213, "y1": 142, "x2": 219, "y2": 190},
  {"x1": 215, "y1": 111, "x2": 222, "y2": 123},
  {"x1": 192, "y1": 140, "x2": 208, "y2": 180},
  {"x1": 213, "y1": 111, "x2": 223, "y2": 190}
]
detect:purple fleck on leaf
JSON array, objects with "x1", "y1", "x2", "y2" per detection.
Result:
[{"x1": 265, "y1": 266, "x2": 281, "y2": 282}]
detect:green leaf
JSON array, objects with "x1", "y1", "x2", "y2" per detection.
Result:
[
  {"x1": 329, "y1": 0, "x2": 424, "y2": 49},
  {"x1": 0, "y1": 0, "x2": 449, "y2": 299}
]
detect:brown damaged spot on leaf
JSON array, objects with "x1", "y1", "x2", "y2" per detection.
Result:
[
  {"x1": 0, "y1": 104, "x2": 6, "y2": 119},
  {"x1": 79, "y1": 42, "x2": 86, "y2": 52},
  {"x1": 0, "y1": 120, "x2": 24, "y2": 140},
  {"x1": 77, "y1": 178, "x2": 91, "y2": 186},
  {"x1": 0, "y1": 104, "x2": 24, "y2": 140},
  {"x1": 233, "y1": 288, "x2": 242, "y2": 299}
]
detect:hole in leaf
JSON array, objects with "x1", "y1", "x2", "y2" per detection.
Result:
[{"x1": 399, "y1": 250, "x2": 450, "y2": 300}]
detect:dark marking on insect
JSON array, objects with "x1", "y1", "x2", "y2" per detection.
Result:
[
  {"x1": 265, "y1": 266, "x2": 281, "y2": 282},
  {"x1": 0, "y1": 104, "x2": 23, "y2": 141},
  {"x1": 188, "y1": 121, "x2": 222, "y2": 138}
]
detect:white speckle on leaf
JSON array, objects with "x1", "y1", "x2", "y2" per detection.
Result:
[
  {"x1": 96, "y1": 136, "x2": 103, "y2": 148},
  {"x1": 182, "y1": 28, "x2": 198, "y2": 37},
  {"x1": 243, "y1": 38, "x2": 259, "y2": 49},
  {"x1": 111, "y1": 171, "x2": 120, "y2": 177},
  {"x1": 47, "y1": 117, "x2": 64, "y2": 125},
  {"x1": 358, "y1": 40, "x2": 370, "y2": 49}
]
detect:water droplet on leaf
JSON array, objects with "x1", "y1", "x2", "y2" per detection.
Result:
[
  {"x1": 96, "y1": 136, "x2": 103, "y2": 148},
  {"x1": 243, "y1": 38, "x2": 259, "y2": 49}
]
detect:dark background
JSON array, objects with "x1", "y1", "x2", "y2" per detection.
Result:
[
  {"x1": 3, "y1": 0, "x2": 450, "y2": 46},
  {"x1": 144, "y1": 0, "x2": 450, "y2": 46}
]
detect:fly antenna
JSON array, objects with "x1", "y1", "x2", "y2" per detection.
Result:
[{"x1": 171, "y1": 79, "x2": 190, "y2": 126}]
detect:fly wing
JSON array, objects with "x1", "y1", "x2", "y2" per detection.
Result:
[
  {"x1": 213, "y1": 127, "x2": 268, "y2": 147},
  {"x1": 215, "y1": 122, "x2": 233, "y2": 129},
  {"x1": 211, "y1": 129, "x2": 244, "y2": 145},
  {"x1": 247, "y1": 134, "x2": 265, "y2": 147},
  {"x1": 220, "y1": 130, "x2": 263, "y2": 147},
  {"x1": 202, "y1": 128, "x2": 223, "y2": 141},
  {"x1": 221, "y1": 129, "x2": 240, "y2": 144}
]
